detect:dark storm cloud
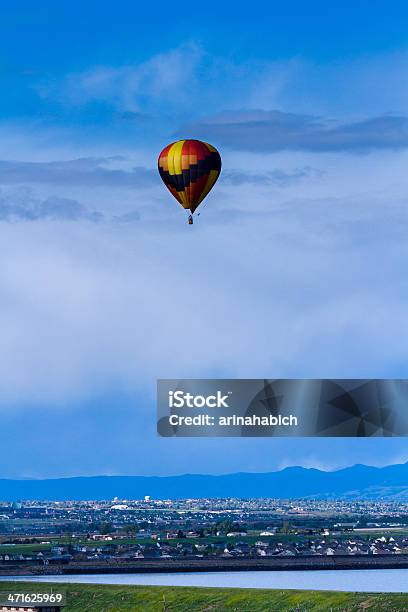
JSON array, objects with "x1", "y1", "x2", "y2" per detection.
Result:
[
  {"x1": 0, "y1": 153, "x2": 322, "y2": 193},
  {"x1": 0, "y1": 189, "x2": 144, "y2": 224},
  {"x1": 0, "y1": 193, "x2": 103, "y2": 222},
  {"x1": 221, "y1": 166, "x2": 323, "y2": 186},
  {"x1": 182, "y1": 110, "x2": 408, "y2": 152},
  {"x1": 0, "y1": 157, "x2": 156, "y2": 187}
]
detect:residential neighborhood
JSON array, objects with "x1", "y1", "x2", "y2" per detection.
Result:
[{"x1": 0, "y1": 497, "x2": 407, "y2": 571}]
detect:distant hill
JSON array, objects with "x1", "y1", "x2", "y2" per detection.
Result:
[{"x1": 0, "y1": 462, "x2": 407, "y2": 501}]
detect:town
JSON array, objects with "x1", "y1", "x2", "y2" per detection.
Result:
[{"x1": 0, "y1": 497, "x2": 407, "y2": 573}]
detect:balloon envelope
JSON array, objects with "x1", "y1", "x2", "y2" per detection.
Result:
[{"x1": 158, "y1": 139, "x2": 221, "y2": 214}]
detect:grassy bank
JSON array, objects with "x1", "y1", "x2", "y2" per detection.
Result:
[{"x1": 0, "y1": 581, "x2": 407, "y2": 611}]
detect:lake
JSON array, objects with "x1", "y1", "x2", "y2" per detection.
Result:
[{"x1": 1, "y1": 569, "x2": 407, "y2": 593}]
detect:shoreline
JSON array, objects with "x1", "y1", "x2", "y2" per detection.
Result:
[{"x1": 1, "y1": 554, "x2": 407, "y2": 576}]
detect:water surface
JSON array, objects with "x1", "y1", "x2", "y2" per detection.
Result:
[{"x1": 1, "y1": 569, "x2": 407, "y2": 593}]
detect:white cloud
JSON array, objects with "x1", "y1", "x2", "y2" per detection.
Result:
[
  {"x1": 39, "y1": 43, "x2": 206, "y2": 115},
  {"x1": 36, "y1": 43, "x2": 294, "y2": 119},
  {"x1": 35, "y1": 44, "x2": 408, "y2": 124}
]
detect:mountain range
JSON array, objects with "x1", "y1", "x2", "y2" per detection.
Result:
[{"x1": 0, "y1": 461, "x2": 407, "y2": 501}]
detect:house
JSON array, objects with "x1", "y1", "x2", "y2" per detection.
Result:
[
  {"x1": 136, "y1": 530, "x2": 152, "y2": 539},
  {"x1": 276, "y1": 548, "x2": 296, "y2": 557},
  {"x1": 51, "y1": 545, "x2": 68, "y2": 555}
]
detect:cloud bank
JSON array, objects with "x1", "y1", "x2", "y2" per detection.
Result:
[
  {"x1": 2, "y1": 38, "x2": 408, "y2": 476},
  {"x1": 0, "y1": 157, "x2": 155, "y2": 188},
  {"x1": 183, "y1": 110, "x2": 408, "y2": 152}
]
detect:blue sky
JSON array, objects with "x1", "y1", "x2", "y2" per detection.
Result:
[{"x1": 0, "y1": 1, "x2": 408, "y2": 478}]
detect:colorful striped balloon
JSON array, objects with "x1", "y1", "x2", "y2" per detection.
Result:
[{"x1": 158, "y1": 139, "x2": 221, "y2": 221}]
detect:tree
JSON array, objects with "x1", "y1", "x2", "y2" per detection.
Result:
[
  {"x1": 280, "y1": 521, "x2": 291, "y2": 535},
  {"x1": 126, "y1": 525, "x2": 137, "y2": 538},
  {"x1": 100, "y1": 522, "x2": 113, "y2": 535}
]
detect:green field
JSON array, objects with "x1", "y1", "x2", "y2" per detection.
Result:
[{"x1": 0, "y1": 581, "x2": 407, "y2": 611}]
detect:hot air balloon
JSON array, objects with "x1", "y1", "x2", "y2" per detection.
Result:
[{"x1": 158, "y1": 139, "x2": 221, "y2": 224}]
